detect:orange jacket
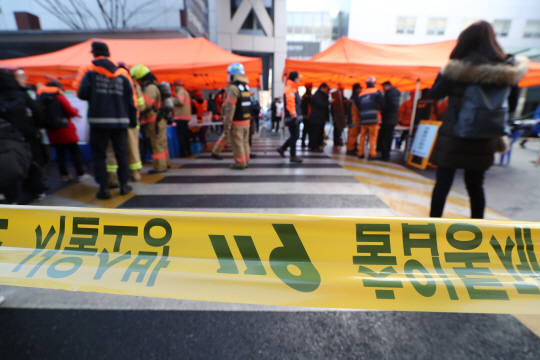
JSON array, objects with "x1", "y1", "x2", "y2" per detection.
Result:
[
  {"x1": 192, "y1": 99, "x2": 208, "y2": 120},
  {"x1": 284, "y1": 79, "x2": 301, "y2": 120},
  {"x1": 398, "y1": 98, "x2": 414, "y2": 126}
]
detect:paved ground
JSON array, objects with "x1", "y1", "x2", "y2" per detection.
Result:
[
  {"x1": 1, "y1": 129, "x2": 539, "y2": 359},
  {"x1": 2, "y1": 310, "x2": 540, "y2": 360}
]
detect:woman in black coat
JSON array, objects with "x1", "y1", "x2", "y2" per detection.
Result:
[
  {"x1": 308, "y1": 83, "x2": 331, "y2": 152},
  {"x1": 429, "y1": 21, "x2": 529, "y2": 219}
]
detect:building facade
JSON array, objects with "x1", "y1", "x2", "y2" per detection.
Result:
[
  {"x1": 348, "y1": 0, "x2": 540, "y2": 60},
  {"x1": 213, "y1": 0, "x2": 287, "y2": 97}
]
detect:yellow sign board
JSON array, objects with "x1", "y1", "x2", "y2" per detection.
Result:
[{"x1": 1, "y1": 206, "x2": 539, "y2": 314}]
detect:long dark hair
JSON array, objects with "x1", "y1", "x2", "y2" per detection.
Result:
[{"x1": 450, "y1": 21, "x2": 506, "y2": 62}]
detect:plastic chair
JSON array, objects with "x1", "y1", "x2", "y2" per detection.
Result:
[{"x1": 499, "y1": 129, "x2": 526, "y2": 165}]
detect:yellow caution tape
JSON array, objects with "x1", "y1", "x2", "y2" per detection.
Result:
[{"x1": 1, "y1": 206, "x2": 540, "y2": 314}]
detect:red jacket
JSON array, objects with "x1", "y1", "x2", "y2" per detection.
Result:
[{"x1": 40, "y1": 86, "x2": 80, "y2": 144}]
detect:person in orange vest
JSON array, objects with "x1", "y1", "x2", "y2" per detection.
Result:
[
  {"x1": 130, "y1": 64, "x2": 169, "y2": 174},
  {"x1": 222, "y1": 63, "x2": 252, "y2": 169},
  {"x1": 105, "y1": 61, "x2": 143, "y2": 186},
  {"x1": 346, "y1": 83, "x2": 362, "y2": 155},
  {"x1": 172, "y1": 79, "x2": 192, "y2": 158},
  {"x1": 211, "y1": 88, "x2": 231, "y2": 160},
  {"x1": 277, "y1": 71, "x2": 303, "y2": 163},
  {"x1": 73, "y1": 41, "x2": 136, "y2": 199},
  {"x1": 351, "y1": 76, "x2": 385, "y2": 160},
  {"x1": 437, "y1": 98, "x2": 449, "y2": 120},
  {"x1": 191, "y1": 90, "x2": 208, "y2": 150},
  {"x1": 214, "y1": 89, "x2": 225, "y2": 118},
  {"x1": 415, "y1": 88, "x2": 439, "y2": 121},
  {"x1": 398, "y1": 91, "x2": 415, "y2": 126}
]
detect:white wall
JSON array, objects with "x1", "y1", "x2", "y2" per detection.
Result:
[
  {"x1": 348, "y1": 0, "x2": 540, "y2": 51},
  {"x1": 0, "y1": 0, "x2": 183, "y2": 30}
]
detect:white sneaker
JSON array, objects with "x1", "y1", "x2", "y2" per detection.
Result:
[
  {"x1": 61, "y1": 175, "x2": 72, "y2": 182},
  {"x1": 78, "y1": 174, "x2": 93, "y2": 182}
]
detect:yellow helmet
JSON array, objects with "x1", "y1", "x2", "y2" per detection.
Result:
[{"x1": 130, "y1": 64, "x2": 150, "y2": 80}]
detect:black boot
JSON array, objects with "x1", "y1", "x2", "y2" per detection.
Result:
[{"x1": 96, "y1": 187, "x2": 111, "y2": 199}]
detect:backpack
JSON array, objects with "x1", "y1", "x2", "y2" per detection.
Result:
[
  {"x1": 37, "y1": 92, "x2": 68, "y2": 130},
  {"x1": 453, "y1": 84, "x2": 510, "y2": 139}
]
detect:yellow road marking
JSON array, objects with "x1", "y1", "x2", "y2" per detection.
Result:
[
  {"x1": 340, "y1": 164, "x2": 434, "y2": 186},
  {"x1": 377, "y1": 195, "x2": 468, "y2": 219},
  {"x1": 514, "y1": 315, "x2": 540, "y2": 338},
  {"x1": 353, "y1": 175, "x2": 502, "y2": 217},
  {"x1": 332, "y1": 156, "x2": 419, "y2": 175},
  {"x1": 139, "y1": 164, "x2": 184, "y2": 184},
  {"x1": 53, "y1": 183, "x2": 135, "y2": 208}
]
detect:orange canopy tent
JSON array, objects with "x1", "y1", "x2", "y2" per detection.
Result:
[
  {"x1": 0, "y1": 37, "x2": 263, "y2": 90},
  {"x1": 284, "y1": 37, "x2": 540, "y2": 91}
]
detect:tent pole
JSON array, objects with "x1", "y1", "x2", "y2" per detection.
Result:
[{"x1": 404, "y1": 79, "x2": 421, "y2": 158}]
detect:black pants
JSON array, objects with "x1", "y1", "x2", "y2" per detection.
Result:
[
  {"x1": 55, "y1": 143, "x2": 84, "y2": 176},
  {"x1": 309, "y1": 123, "x2": 324, "y2": 150},
  {"x1": 272, "y1": 117, "x2": 280, "y2": 131},
  {"x1": 139, "y1": 125, "x2": 152, "y2": 162},
  {"x1": 377, "y1": 123, "x2": 396, "y2": 160},
  {"x1": 430, "y1": 167, "x2": 486, "y2": 219},
  {"x1": 281, "y1": 120, "x2": 299, "y2": 156},
  {"x1": 333, "y1": 123, "x2": 343, "y2": 145},
  {"x1": 301, "y1": 119, "x2": 310, "y2": 145},
  {"x1": 90, "y1": 127, "x2": 129, "y2": 189},
  {"x1": 175, "y1": 121, "x2": 191, "y2": 157}
]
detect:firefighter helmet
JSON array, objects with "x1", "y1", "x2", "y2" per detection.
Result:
[
  {"x1": 130, "y1": 64, "x2": 150, "y2": 80},
  {"x1": 227, "y1": 63, "x2": 245, "y2": 75}
]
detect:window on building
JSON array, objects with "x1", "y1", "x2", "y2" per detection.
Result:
[
  {"x1": 524, "y1": 20, "x2": 540, "y2": 38},
  {"x1": 239, "y1": 10, "x2": 266, "y2": 36},
  {"x1": 396, "y1": 17, "x2": 416, "y2": 35},
  {"x1": 462, "y1": 18, "x2": 480, "y2": 30},
  {"x1": 427, "y1": 18, "x2": 446, "y2": 35},
  {"x1": 286, "y1": 11, "x2": 334, "y2": 42},
  {"x1": 493, "y1": 20, "x2": 511, "y2": 37}
]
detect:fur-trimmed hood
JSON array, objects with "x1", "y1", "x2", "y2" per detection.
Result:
[{"x1": 441, "y1": 55, "x2": 529, "y2": 85}]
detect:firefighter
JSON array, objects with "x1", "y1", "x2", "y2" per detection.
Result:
[
  {"x1": 106, "y1": 62, "x2": 143, "y2": 186},
  {"x1": 352, "y1": 76, "x2": 385, "y2": 160},
  {"x1": 130, "y1": 64, "x2": 169, "y2": 174},
  {"x1": 191, "y1": 90, "x2": 208, "y2": 150},
  {"x1": 73, "y1": 41, "x2": 136, "y2": 199},
  {"x1": 172, "y1": 80, "x2": 192, "y2": 158},
  {"x1": 223, "y1": 63, "x2": 252, "y2": 170}
]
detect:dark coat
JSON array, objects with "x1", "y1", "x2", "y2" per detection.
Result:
[
  {"x1": 0, "y1": 69, "x2": 45, "y2": 165},
  {"x1": 77, "y1": 58, "x2": 136, "y2": 129},
  {"x1": 382, "y1": 87, "x2": 400, "y2": 125},
  {"x1": 309, "y1": 89, "x2": 330, "y2": 125},
  {"x1": 429, "y1": 53, "x2": 527, "y2": 171}
]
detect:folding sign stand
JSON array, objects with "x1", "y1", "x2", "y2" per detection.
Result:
[{"x1": 406, "y1": 120, "x2": 442, "y2": 170}]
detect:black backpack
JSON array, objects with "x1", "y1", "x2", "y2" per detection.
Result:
[
  {"x1": 37, "y1": 92, "x2": 68, "y2": 130},
  {"x1": 453, "y1": 84, "x2": 510, "y2": 139}
]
